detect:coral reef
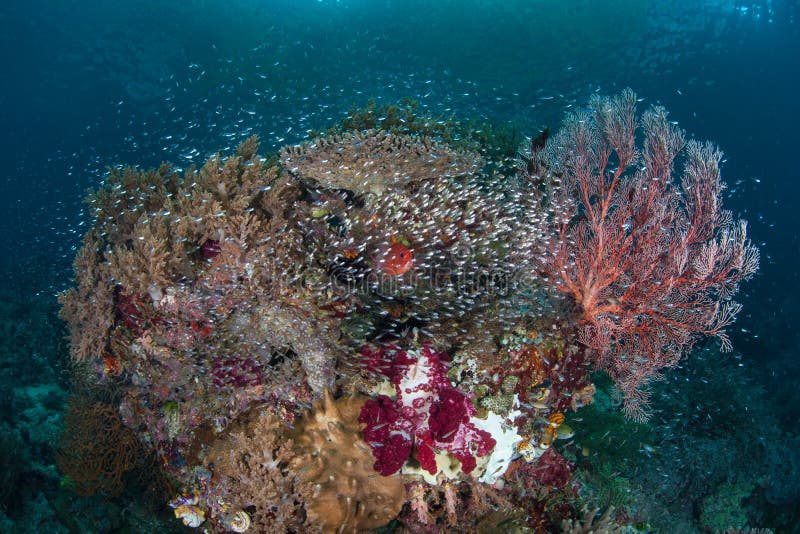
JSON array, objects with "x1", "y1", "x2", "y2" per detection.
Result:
[
  {"x1": 282, "y1": 130, "x2": 526, "y2": 348},
  {"x1": 560, "y1": 506, "x2": 624, "y2": 534},
  {"x1": 359, "y1": 344, "x2": 497, "y2": 479},
  {"x1": 56, "y1": 92, "x2": 758, "y2": 532},
  {"x1": 281, "y1": 129, "x2": 481, "y2": 194},
  {"x1": 699, "y1": 482, "x2": 756, "y2": 532},
  {"x1": 202, "y1": 408, "x2": 310, "y2": 532},
  {"x1": 199, "y1": 390, "x2": 404, "y2": 533}
]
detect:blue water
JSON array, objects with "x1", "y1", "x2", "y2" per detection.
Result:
[{"x1": 1, "y1": 0, "x2": 798, "y2": 531}]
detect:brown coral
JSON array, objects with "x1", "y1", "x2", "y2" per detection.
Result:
[
  {"x1": 58, "y1": 232, "x2": 116, "y2": 363},
  {"x1": 205, "y1": 409, "x2": 312, "y2": 533},
  {"x1": 205, "y1": 391, "x2": 403, "y2": 533},
  {"x1": 56, "y1": 395, "x2": 141, "y2": 496},
  {"x1": 287, "y1": 130, "x2": 527, "y2": 351},
  {"x1": 289, "y1": 389, "x2": 404, "y2": 533},
  {"x1": 280, "y1": 129, "x2": 482, "y2": 195},
  {"x1": 253, "y1": 297, "x2": 341, "y2": 395},
  {"x1": 57, "y1": 137, "x2": 336, "y2": 460}
]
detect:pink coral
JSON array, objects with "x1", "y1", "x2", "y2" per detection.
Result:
[
  {"x1": 359, "y1": 345, "x2": 496, "y2": 476},
  {"x1": 515, "y1": 449, "x2": 575, "y2": 491},
  {"x1": 211, "y1": 356, "x2": 264, "y2": 388},
  {"x1": 360, "y1": 343, "x2": 416, "y2": 385},
  {"x1": 360, "y1": 394, "x2": 410, "y2": 476},
  {"x1": 114, "y1": 288, "x2": 149, "y2": 334},
  {"x1": 532, "y1": 89, "x2": 759, "y2": 420},
  {"x1": 200, "y1": 239, "x2": 221, "y2": 259}
]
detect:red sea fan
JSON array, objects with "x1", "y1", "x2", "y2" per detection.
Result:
[{"x1": 527, "y1": 89, "x2": 759, "y2": 421}]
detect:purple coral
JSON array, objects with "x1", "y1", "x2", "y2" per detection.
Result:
[
  {"x1": 201, "y1": 239, "x2": 221, "y2": 259},
  {"x1": 211, "y1": 356, "x2": 264, "y2": 388},
  {"x1": 359, "y1": 344, "x2": 495, "y2": 476}
]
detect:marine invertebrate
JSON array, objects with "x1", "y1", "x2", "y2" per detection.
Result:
[
  {"x1": 56, "y1": 395, "x2": 141, "y2": 496},
  {"x1": 223, "y1": 510, "x2": 251, "y2": 533},
  {"x1": 251, "y1": 297, "x2": 340, "y2": 395},
  {"x1": 285, "y1": 130, "x2": 528, "y2": 347},
  {"x1": 560, "y1": 506, "x2": 624, "y2": 534},
  {"x1": 289, "y1": 390, "x2": 405, "y2": 533},
  {"x1": 172, "y1": 504, "x2": 205, "y2": 528},
  {"x1": 571, "y1": 383, "x2": 596, "y2": 411},
  {"x1": 203, "y1": 409, "x2": 311, "y2": 532},
  {"x1": 204, "y1": 391, "x2": 404, "y2": 533},
  {"x1": 524, "y1": 89, "x2": 759, "y2": 420},
  {"x1": 57, "y1": 234, "x2": 115, "y2": 363},
  {"x1": 527, "y1": 448, "x2": 575, "y2": 490},
  {"x1": 60, "y1": 103, "x2": 742, "y2": 531},
  {"x1": 280, "y1": 129, "x2": 481, "y2": 195},
  {"x1": 359, "y1": 344, "x2": 497, "y2": 480}
]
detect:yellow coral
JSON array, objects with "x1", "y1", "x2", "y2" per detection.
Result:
[{"x1": 548, "y1": 412, "x2": 565, "y2": 426}]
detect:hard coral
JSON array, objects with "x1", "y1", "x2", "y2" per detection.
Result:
[
  {"x1": 281, "y1": 129, "x2": 481, "y2": 195},
  {"x1": 290, "y1": 389, "x2": 405, "y2": 533},
  {"x1": 205, "y1": 391, "x2": 404, "y2": 533},
  {"x1": 284, "y1": 128, "x2": 526, "y2": 349},
  {"x1": 204, "y1": 409, "x2": 310, "y2": 532},
  {"x1": 57, "y1": 233, "x2": 115, "y2": 363}
]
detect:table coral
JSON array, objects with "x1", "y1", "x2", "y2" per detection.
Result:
[{"x1": 280, "y1": 129, "x2": 481, "y2": 195}]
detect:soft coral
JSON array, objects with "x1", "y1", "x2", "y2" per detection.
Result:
[{"x1": 359, "y1": 344, "x2": 495, "y2": 476}]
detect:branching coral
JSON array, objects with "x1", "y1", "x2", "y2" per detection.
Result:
[
  {"x1": 560, "y1": 506, "x2": 624, "y2": 534},
  {"x1": 524, "y1": 89, "x2": 759, "y2": 420},
  {"x1": 58, "y1": 233, "x2": 115, "y2": 363},
  {"x1": 283, "y1": 130, "x2": 528, "y2": 349},
  {"x1": 400, "y1": 478, "x2": 524, "y2": 533},
  {"x1": 203, "y1": 409, "x2": 312, "y2": 532},
  {"x1": 204, "y1": 391, "x2": 404, "y2": 533}
]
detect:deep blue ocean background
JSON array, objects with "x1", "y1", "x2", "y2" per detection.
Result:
[{"x1": 1, "y1": 0, "x2": 798, "y2": 531}]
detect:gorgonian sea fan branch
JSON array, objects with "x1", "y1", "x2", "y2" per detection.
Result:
[{"x1": 529, "y1": 89, "x2": 759, "y2": 421}]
